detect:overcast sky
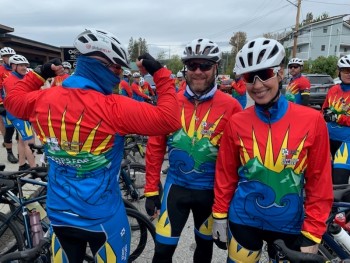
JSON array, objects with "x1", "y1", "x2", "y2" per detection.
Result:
[{"x1": 2, "y1": 0, "x2": 350, "y2": 57}]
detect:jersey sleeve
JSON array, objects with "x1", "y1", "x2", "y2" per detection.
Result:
[
  {"x1": 232, "y1": 79, "x2": 246, "y2": 95},
  {"x1": 144, "y1": 135, "x2": 167, "y2": 196},
  {"x1": 108, "y1": 68, "x2": 181, "y2": 136},
  {"x1": 301, "y1": 113, "x2": 333, "y2": 242},
  {"x1": 131, "y1": 83, "x2": 150, "y2": 100},
  {"x1": 212, "y1": 120, "x2": 240, "y2": 218},
  {"x1": 4, "y1": 71, "x2": 44, "y2": 120}
]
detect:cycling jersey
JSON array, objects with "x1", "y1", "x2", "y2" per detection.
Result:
[
  {"x1": 231, "y1": 77, "x2": 247, "y2": 109},
  {"x1": 141, "y1": 81, "x2": 155, "y2": 96},
  {"x1": 119, "y1": 79, "x2": 133, "y2": 97},
  {"x1": 0, "y1": 64, "x2": 12, "y2": 104},
  {"x1": 3, "y1": 72, "x2": 33, "y2": 141},
  {"x1": 213, "y1": 95, "x2": 333, "y2": 242},
  {"x1": 4, "y1": 67, "x2": 180, "y2": 229},
  {"x1": 285, "y1": 75, "x2": 310, "y2": 104},
  {"x1": 131, "y1": 82, "x2": 149, "y2": 101},
  {"x1": 51, "y1": 73, "x2": 70, "y2": 87}
]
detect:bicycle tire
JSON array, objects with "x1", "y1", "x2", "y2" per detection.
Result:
[
  {"x1": 0, "y1": 211, "x2": 25, "y2": 258},
  {"x1": 126, "y1": 208, "x2": 155, "y2": 262}
]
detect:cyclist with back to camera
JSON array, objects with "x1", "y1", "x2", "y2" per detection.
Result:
[
  {"x1": 211, "y1": 38, "x2": 333, "y2": 262},
  {"x1": 131, "y1": 71, "x2": 151, "y2": 102},
  {"x1": 322, "y1": 54, "x2": 350, "y2": 185},
  {"x1": 3, "y1": 54, "x2": 36, "y2": 171},
  {"x1": 284, "y1": 58, "x2": 310, "y2": 106},
  {"x1": 144, "y1": 38, "x2": 242, "y2": 263},
  {"x1": 139, "y1": 76, "x2": 155, "y2": 97},
  {"x1": 0, "y1": 47, "x2": 19, "y2": 164},
  {"x1": 4, "y1": 28, "x2": 181, "y2": 263}
]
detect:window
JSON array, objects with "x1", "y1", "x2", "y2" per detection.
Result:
[
  {"x1": 335, "y1": 46, "x2": 337, "y2": 53},
  {"x1": 323, "y1": 27, "x2": 328, "y2": 33},
  {"x1": 345, "y1": 48, "x2": 348, "y2": 52},
  {"x1": 321, "y1": 45, "x2": 326, "y2": 51}
]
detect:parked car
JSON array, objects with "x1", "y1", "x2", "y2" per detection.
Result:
[
  {"x1": 281, "y1": 74, "x2": 334, "y2": 107},
  {"x1": 305, "y1": 74, "x2": 334, "y2": 107}
]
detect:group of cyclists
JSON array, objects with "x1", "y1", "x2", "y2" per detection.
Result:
[{"x1": 0, "y1": 26, "x2": 350, "y2": 263}]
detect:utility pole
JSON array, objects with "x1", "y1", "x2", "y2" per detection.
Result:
[{"x1": 292, "y1": 0, "x2": 302, "y2": 57}]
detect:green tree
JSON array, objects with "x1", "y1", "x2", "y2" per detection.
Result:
[
  {"x1": 128, "y1": 37, "x2": 149, "y2": 62},
  {"x1": 165, "y1": 55, "x2": 183, "y2": 74},
  {"x1": 308, "y1": 56, "x2": 338, "y2": 78},
  {"x1": 226, "y1": 31, "x2": 247, "y2": 77}
]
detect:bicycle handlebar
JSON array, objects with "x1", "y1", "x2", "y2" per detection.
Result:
[
  {"x1": 0, "y1": 237, "x2": 50, "y2": 262},
  {"x1": 0, "y1": 166, "x2": 48, "y2": 179},
  {"x1": 273, "y1": 239, "x2": 327, "y2": 263}
]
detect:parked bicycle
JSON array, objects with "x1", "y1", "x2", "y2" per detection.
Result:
[{"x1": 0, "y1": 167, "x2": 156, "y2": 262}]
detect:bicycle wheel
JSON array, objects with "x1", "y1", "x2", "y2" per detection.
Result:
[
  {"x1": 126, "y1": 208, "x2": 155, "y2": 263},
  {"x1": 0, "y1": 212, "x2": 25, "y2": 257}
]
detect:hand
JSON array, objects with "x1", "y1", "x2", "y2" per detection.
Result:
[
  {"x1": 34, "y1": 58, "x2": 63, "y2": 80},
  {"x1": 137, "y1": 53, "x2": 162, "y2": 76},
  {"x1": 323, "y1": 108, "x2": 338, "y2": 122},
  {"x1": 212, "y1": 218, "x2": 228, "y2": 250},
  {"x1": 145, "y1": 195, "x2": 161, "y2": 217},
  {"x1": 298, "y1": 233, "x2": 318, "y2": 254}
]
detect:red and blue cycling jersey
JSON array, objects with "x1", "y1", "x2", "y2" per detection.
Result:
[
  {"x1": 285, "y1": 75, "x2": 310, "y2": 104},
  {"x1": 4, "y1": 68, "x2": 180, "y2": 227},
  {"x1": 213, "y1": 95, "x2": 333, "y2": 242},
  {"x1": 145, "y1": 87, "x2": 242, "y2": 194}
]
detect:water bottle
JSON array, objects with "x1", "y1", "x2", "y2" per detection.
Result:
[
  {"x1": 29, "y1": 210, "x2": 44, "y2": 247},
  {"x1": 328, "y1": 222, "x2": 350, "y2": 254}
]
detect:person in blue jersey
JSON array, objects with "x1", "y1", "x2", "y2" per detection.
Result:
[
  {"x1": 144, "y1": 38, "x2": 242, "y2": 263},
  {"x1": 4, "y1": 28, "x2": 181, "y2": 263}
]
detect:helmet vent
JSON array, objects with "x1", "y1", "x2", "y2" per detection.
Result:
[
  {"x1": 257, "y1": 50, "x2": 266, "y2": 64},
  {"x1": 248, "y1": 41, "x2": 255, "y2": 48},
  {"x1": 268, "y1": 45, "x2": 279, "y2": 59},
  {"x1": 78, "y1": 36, "x2": 88, "y2": 44},
  {"x1": 248, "y1": 52, "x2": 253, "y2": 66},
  {"x1": 87, "y1": 34, "x2": 98, "y2": 41},
  {"x1": 263, "y1": 39, "x2": 270, "y2": 45},
  {"x1": 111, "y1": 37, "x2": 121, "y2": 45},
  {"x1": 239, "y1": 57, "x2": 245, "y2": 68}
]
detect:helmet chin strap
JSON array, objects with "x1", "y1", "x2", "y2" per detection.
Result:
[{"x1": 255, "y1": 89, "x2": 281, "y2": 110}]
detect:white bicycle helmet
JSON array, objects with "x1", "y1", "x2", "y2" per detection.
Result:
[
  {"x1": 235, "y1": 38, "x2": 285, "y2": 75},
  {"x1": 176, "y1": 71, "x2": 183, "y2": 78},
  {"x1": 181, "y1": 38, "x2": 222, "y2": 63},
  {"x1": 62, "y1": 61, "x2": 72, "y2": 69},
  {"x1": 288, "y1": 57, "x2": 304, "y2": 66},
  {"x1": 9, "y1": 55, "x2": 29, "y2": 65},
  {"x1": 133, "y1": 72, "x2": 141, "y2": 78},
  {"x1": 139, "y1": 77, "x2": 145, "y2": 86},
  {"x1": 74, "y1": 28, "x2": 130, "y2": 68},
  {"x1": 338, "y1": 55, "x2": 350, "y2": 68},
  {"x1": 123, "y1": 69, "x2": 131, "y2": 76},
  {"x1": 0, "y1": 47, "x2": 16, "y2": 56}
]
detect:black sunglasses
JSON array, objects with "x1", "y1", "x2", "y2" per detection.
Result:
[
  {"x1": 288, "y1": 65, "x2": 300, "y2": 69},
  {"x1": 186, "y1": 62, "x2": 215, "y2": 72},
  {"x1": 242, "y1": 68, "x2": 277, "y2": 84}
]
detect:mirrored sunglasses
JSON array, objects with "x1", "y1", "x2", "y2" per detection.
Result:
[
  {"x1": 242, "y1": 68, "x2": 277, "y2": 84},
  {"x1": 288, "y1": 65, "x2": 300, "y2": 69}
]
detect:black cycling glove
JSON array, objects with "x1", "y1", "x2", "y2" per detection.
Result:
[
  {"x1": 34, "y1": 58, "x2": 62, "y2": 80},
  {"x1": 145, "y1": 195, "x2": 161, "y2": 216},
  {"x1": 137, "y1": 53, "x2": 162, "y2": 76},
  {"x1": 323, "y1": 108, "x2": 338, "y2": 122}
]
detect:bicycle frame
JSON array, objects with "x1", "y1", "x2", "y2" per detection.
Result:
[{"x1": 0, "y1": 176, "x2": 48, "y2": 249}]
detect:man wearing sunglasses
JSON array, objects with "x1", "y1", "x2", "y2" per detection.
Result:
[
  {"x1": 212, "y1": 37, "x2": 332, "y2": 262},
  {"x1": 4, "y1": 28, "x2": 181, "y2": 263},
  {"x1": 144, "y1": 38, "x2": 242, "y2": 263},
  {"x1": 285, "y1": 58, "x2": 311, "y2": 106}
]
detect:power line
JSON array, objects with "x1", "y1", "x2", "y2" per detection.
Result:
[{"x1": 303, "y1": 0, "x2": 350, "y2": 6}]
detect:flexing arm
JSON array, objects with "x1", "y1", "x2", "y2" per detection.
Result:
[{"x1": 301, "y1": 113, "x2": 333, "y2": 243}]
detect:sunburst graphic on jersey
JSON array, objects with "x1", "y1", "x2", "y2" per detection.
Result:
[
  {"x1": 169, "y1": 105, "x2": 225, "y2": 169},
  {"x1": 239, "y1": 127, "x2": 308, "y2": 203},
  {"x1": 334, "y1": 142, "x2": 349, "y2": 166},
  {"x1": 327, "y1": 94, "x2": 350, "y2": 114},
  {"x1": 286, "y1": 83, "x2": 298, "y2": 95},
  {"x1": 35, "y1": 107, "x2": 112, "y2": 175}
]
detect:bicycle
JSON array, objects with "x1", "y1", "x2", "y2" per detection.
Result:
[
  {"x1": 124, "y1": 134, "x2": 148, "y2": 164},
  {"x1": 0, "y1": 167, "x2": 156, "y2": 262}
]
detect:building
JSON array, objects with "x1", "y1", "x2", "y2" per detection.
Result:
[
  {"x1": 0, "y1": 24, "x2": 62, "y2": 68},
  {"x1": 280, "y1": 14, "x2": 350, "y2": 61}
]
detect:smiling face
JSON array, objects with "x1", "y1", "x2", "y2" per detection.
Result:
[
  {"x1": 340, "y1": 68, "x2": 350, "y2": 84},
  {"x1": 185, "y1": 59, "x2": 217, "y2": 94},
  {"x1": 246, "y1": 74, "x2": 280, "y2": 105},
  {"x1": 288, "y1": 64, "x2": 302, "y2": 77}
]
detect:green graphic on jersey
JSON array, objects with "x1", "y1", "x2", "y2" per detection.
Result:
[
  {"x1": 241, "y1": 157, "x2": 302, "y2": 204},
  {"x1": 285, "y1": 92, "x2": 295, "y2": 102},
  {"x1": 170, "y1": 128, "x2": 217, "y2": 170}
]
